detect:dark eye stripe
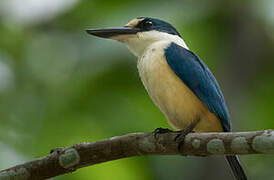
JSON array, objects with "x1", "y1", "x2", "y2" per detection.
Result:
[
  {"x1": 145, "y1": 21, "x2": 153, "y2": 26},
  {"x1": 136, "y1": 20, "x2": 153, "y2": 30},
  {"x1": 134, "y1": 17, "x2": 181, "y2": 37}
]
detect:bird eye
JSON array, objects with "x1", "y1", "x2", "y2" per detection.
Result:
[
  {"x1": 136, "y1": 20, "x2": 153, "y2": 30},
  {"x1": 144, "y1": 21, "x2": 153, "y2": 29}
]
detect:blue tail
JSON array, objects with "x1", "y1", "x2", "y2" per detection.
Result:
[{"x1": 226, "y1": 155, "x2": 247, "y2": 180}]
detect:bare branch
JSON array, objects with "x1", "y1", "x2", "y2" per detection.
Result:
[{"x1": 0, "y1": 129, "x2": 273, "y2": 179}]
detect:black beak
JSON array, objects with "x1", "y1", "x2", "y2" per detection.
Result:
[{"x1": 86, "y1": 26, "x2": 139, "y2": 38}]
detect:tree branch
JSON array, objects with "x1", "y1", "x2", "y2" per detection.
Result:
[{"x1": 0, "y1": 129, "x2": 273, "y2": 179}]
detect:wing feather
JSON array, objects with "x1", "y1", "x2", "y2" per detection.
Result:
[{"x1": 164, "y1": 42, "x2": 231, "y2": 132}]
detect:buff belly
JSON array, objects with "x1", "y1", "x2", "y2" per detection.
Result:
[{"x1": 137, "y1": 41, "x2": 223, "y2": 132}]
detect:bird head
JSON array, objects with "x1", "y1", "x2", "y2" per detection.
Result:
[{"x1": 86, "y1": 17, "x2": 188, "y2": 57}]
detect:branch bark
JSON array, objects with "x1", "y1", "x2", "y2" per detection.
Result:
[{"x1": 0, "y1": 129, "x2": 273, "y2": 179}]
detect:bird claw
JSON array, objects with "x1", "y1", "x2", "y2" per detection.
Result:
[
  {"x1": 174, "y1": 130, "x2": 195, "y2": 152},
  {"x1": 153, "y1": 126, "x2": 195, "y2": 152},
  {"x1": 153, "y1": 127, "x2": 173, "y2": 139},
  {"x1": 50, "y1": 147, "x2": 64, "y2": 154}
]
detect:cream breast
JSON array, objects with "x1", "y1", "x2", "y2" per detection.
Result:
[{"x1": 137, "y1": 41, "x2": 223, "y2": 132}]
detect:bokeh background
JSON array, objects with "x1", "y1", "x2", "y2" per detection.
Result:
[{"x1": 0, "y1": 0, "x2": 274, "y2": 179}]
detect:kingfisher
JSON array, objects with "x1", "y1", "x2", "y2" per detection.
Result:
[{"x1": 86, "y1": 17, "x2": 247, "y2": 180}]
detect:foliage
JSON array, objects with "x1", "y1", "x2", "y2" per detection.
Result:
[{"x1": 0, "y1": 0, "x2": 273, "y2": 179}]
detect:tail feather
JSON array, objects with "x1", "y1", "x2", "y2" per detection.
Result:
[{"x1": 226, "y1": 155, "x2": 247, "y2": 180}]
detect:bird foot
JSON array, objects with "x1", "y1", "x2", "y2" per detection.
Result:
[
  {"x1": 50, "y1": 147, "x2": 64, "y2": 154},
  {"x1": 174, "y1": 129, "x2": 195, "y2": 152},
  {"x1": 153, "y1": 127, "x2": 173, "y2": 139}
]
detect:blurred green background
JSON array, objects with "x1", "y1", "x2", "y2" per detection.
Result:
[{"x1": 0, "y1": 0, "x2": 274, "y2": 179}]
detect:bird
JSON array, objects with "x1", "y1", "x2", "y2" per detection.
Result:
[{"x1": 86, "y1": 17, "x2": 247, "y2": 180}]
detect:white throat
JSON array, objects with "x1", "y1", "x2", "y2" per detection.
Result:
[{"x1": 113, "y1": 31, "x2": 189, "y2": 57}]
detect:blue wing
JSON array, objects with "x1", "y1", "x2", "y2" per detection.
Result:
[{"x1": 164, "y1": 42, "x2": 231, "y2": 132}]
